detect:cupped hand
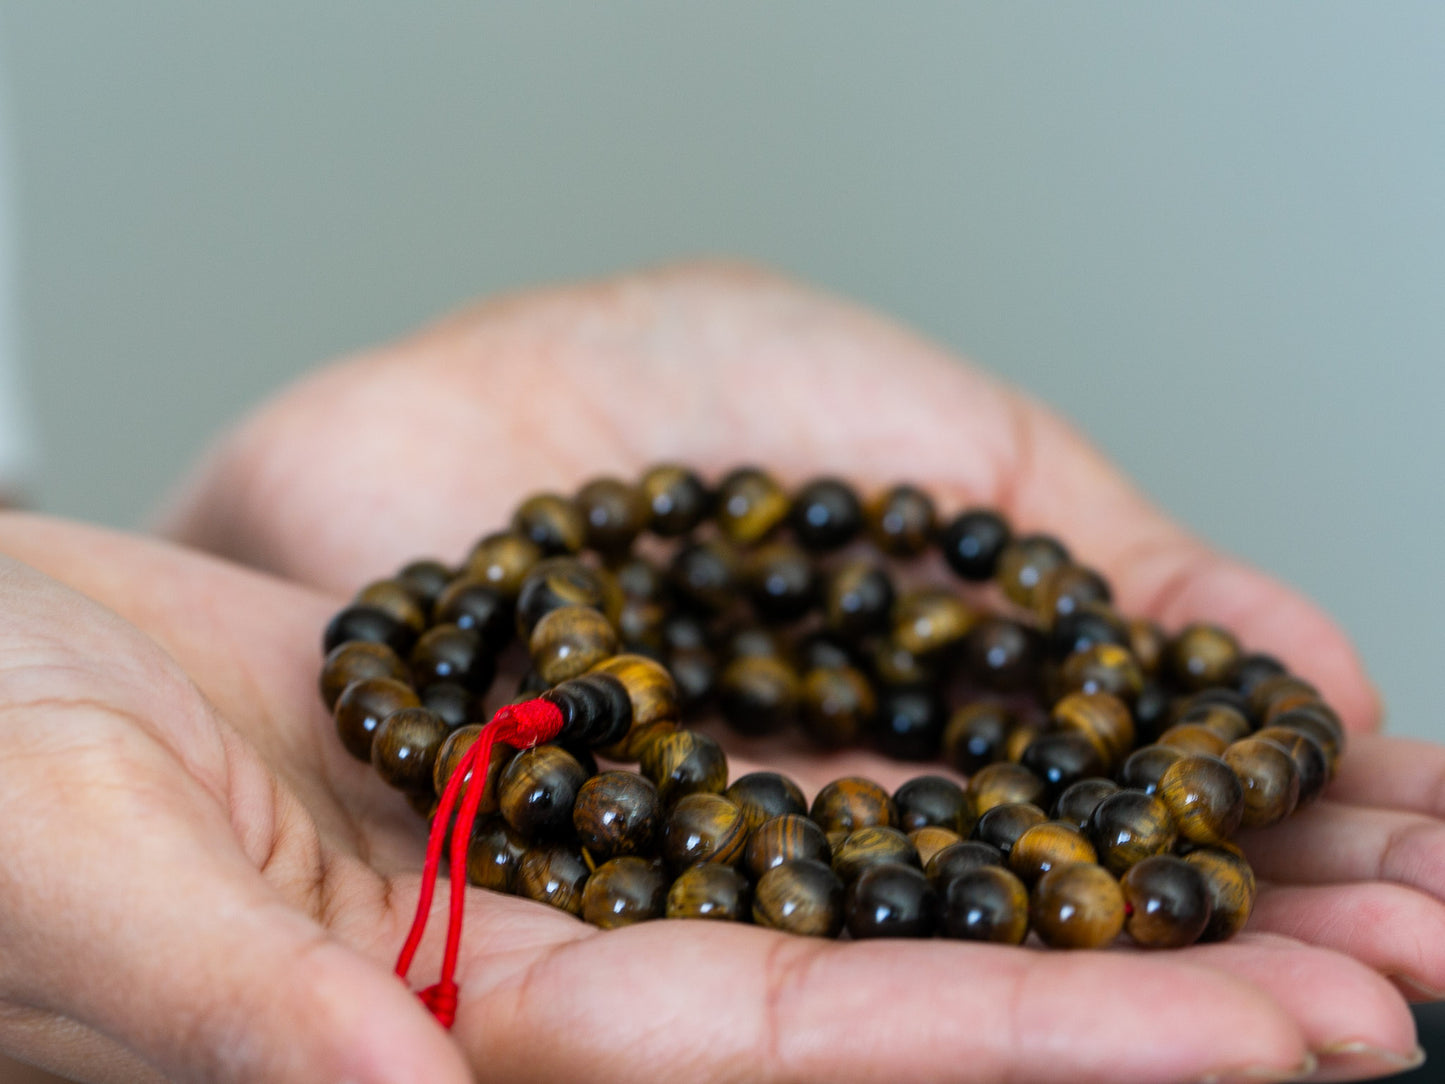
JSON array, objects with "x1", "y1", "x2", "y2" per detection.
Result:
[{"x1": 14, "y1": 263, "x2": 1435, "y2": 1083}]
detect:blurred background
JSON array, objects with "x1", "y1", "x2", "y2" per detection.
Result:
[{"x1": 0, "y1": 4, "x2": 1440, "y2": 1079}]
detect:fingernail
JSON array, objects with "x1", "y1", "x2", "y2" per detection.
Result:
[
  {"x1": 1196, "y1": 1053, "x2": 1317, "y2": 1083},
  {"x1": 1310, "y1": 1042, "x2": 1424, "y2": 1081},
  {"x1": 1395, "y1": 975, "x2": 1445, "y2": 1002}
]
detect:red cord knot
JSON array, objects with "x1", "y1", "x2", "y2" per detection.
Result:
[{"x1": 394, "y1": 698, "x2": 565, "y2": 1029}]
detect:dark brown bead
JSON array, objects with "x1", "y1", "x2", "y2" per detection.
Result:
[
  {"x1": 997, "y1": 533, "x2": 1071, "y2": 608},
  {"x1": 1224, "y1": 737, "x2": 1301, "y2": 828},
  {"x1": 972, "y1": 801, "x2": 1048, "y2": 857},
  {"x1": 465, "y1": 531, "x2": 543, "y2": 601},
  {"x1": 581, "y1": 856, "x2": 668, "y2": 929},
  {"x1": 718, "y1": 654, "x2": 801, "y2": 736},
  {"x1": 1031, "y1": 862, "x2": 1125, "y2": 949},
  {"x1": 745, "y1": 542, "x2": 818, "y2": 623},
  {"x1": 319, "y1": 640, "x2": 408, "y2": 710},
  {"x1": 433, "y1": 577, "x2": 511, "y2": 653},
  {"x1": 529, "y1": 604, "x2": 619, "y2": 684},
  {"x1": 866, "y1": 484, "x2": 937, "y2": 557},
  {"x1": 591, "y1": 653, "x2": 680, "y2": 759},
  {"x1": 1058, "y1": 643, "x2": 1144, "y2": 705},
  {"x1": 639, "y1": 728, "x2": 728, "y2": 806},
  {"x1": 809, "y1": 776, "x2": 898, "y2": 836},
  {"x1": 794, "y1": 631, "x2": 862, "y2": 673},
  {"x1": 1033, "y1": 564, "x2": 1112, "y2": 628},
  {"x1": 371, "y1": 707, "x2": 449, "y2": 793},
  {"x1": 926, "y1": 840, "x2": 1005, "y2": 885},
  {"x1": 572, "y1": 770, "x2": 660, "y2": 859},
  {"x1": 662, "y1": 793, "x2": 749, "y2": 869},
  {"x1": 355, "y1": 579, "x2": 428, "y2": 635},
  {"x1": 466, "y1": 815, "x2": 528, "y2": 892},
  {"x1": 909, "y1": 826, "x2": 964, "y2": 868},
  {"x1": 1232, "y1": 653, "x2": 1288, "y2": 698},
  {"x1": 823, "y1": 559, "x2": 895, "y2": 639},
  {"x1": 937, "y1": 865, "x2": 1029, "y2": 943},
  {"x1": 744, "y1": 813, "x2": 832, "y2": 879},
  {"x1": 968, "y1": 762, "x2": 1047, "y2": 818},
  {"x1": 1051, "y1": 691, "x2": 1135, "y2": 767},
  {"x1": 1271, "y1": 704, "x2": 1345, "y2": 777},
  {"x1": 1019, "y1": 730, "x2": 1105, "y2": 799},
  {"x1": 1121, "y1": 855, "x2": 1212, "y2": 948},
  {"x1": 1253, "y1": 726, "x2": 1329, "y2": 805},
  {"x1": 964, "y1": 618, "x2": 1043, "y2": 693},
  {"x1": 1157, "y1": 755, "x2": 1245, "y2": 846},
  {"x1": 893, "y1": 775, "x2": 969, "y2": 834},
  {"x1": 1183, "y1": 845, "x2": 1257, "y2": 941},
  {"x1": 421, "y1": 681, "x2": 479, "y2": 730},
  {"x1": 725, "y1": 772, "x2": 808, "y2": 833},
  {"x1": 1009, "y1": 822, "x2": 1097, "y2": 884},
  {"x1": 832, "y1": 826, "x2": 920, "y2": 883},
  {"x1": 939, "y1": 509, "x2": 1012, "y2": 581},
  {"x1": 432, "y1": 726, "x2": 514, "y2": 811},
  {"x1": 516, "y1": 841, "x2": 590, "y2": 915},
  {"x1": 512, "y1": 492, "x2": 586, "y2": 556},
  {"x1": 639, "y1": 463, "x2": 712, "y2": 537},
  {"x1": 498, "y1": 745, "x2": 588, "y2": 839},
  {"x1": 670, "y1": 538, "x2": 742, "y2": 613},
  {"x1": 575, "y1": 476, "x2": 648, "y2": 557},
  {"x1": 1119, "y1": 743, "x2": 1183, "y2": 795},
  {"x1": 845, "y1": 863, "x2": 937, "y2": 939},
  {"x1": 334, "y1": 677, "x2": 420, "y2": 762},
  {"x1": 669, "y1": 648, "x2": 717, "y2": 710},
  {"x1": 395, "y1": 558, "x2": 452, "y2": 609},
  {"x1": 1157, "y1": 723, "x2": 1229, "y2": 758},
  {"x1": 323, "y1": 604, "x2": 416, "y2": 658},
  {"x1": 1177, "y1": 702, "x2": 1253, "y2": 744},
  {"x1": 790, "y1": 477, "x2": 864, "y2": 551},
  {"x1": 715, "y1": 466, "x2": 791, "y2": 546},
  {"x1": 793, "y1": 666, "x2": 873, "y2": 748},
  {"x1": 873, "y1": 685, "x2": 947, "y2": 761},
  {"x1": 1167, "y1": 623, "x2": 1241, "y2": 692},
  {"x1": 892, "y1": 588, "x2": 977, "y2": 659},
  {"x1": 1127, "y1": 618, "x2": 1169, "y2": 677},
  {"x1": 1250, "y1": 674, "x2": 1322, "y2": 723},
  {"x1": 410, "y1": 623, "x2": 495, "y2": 693},
  {"x1": 942, "y1": 701, "x2": 1019, "y2": 774},
  {"x1": 1049, "y1": 603, "x2": 1131, "y2": 659},
  {"x1": 543, "y1": 672, "x2": 633, "y2": 750},
  {"x1": 515, "y1": 557, "x2": 621, "y2": 639},
  {"x1": 1088, "y1": 790, "x2": 1178, "y2": 875},
  {"x1": 1132, "y1": 682, "x2": 1173, "y2": 745},
  {"x1": 867, "y1": 638, "x2": 937, "y2": 689},
  {"x1": 1054, "y1": 777, "x2": 1121, "y2": 830},
  {"x1": 666, "y1": 863, "x2": 751, "y2": 921},
  {"x1": 752, "y1": 859, "x2": 845, "y2": 937}
]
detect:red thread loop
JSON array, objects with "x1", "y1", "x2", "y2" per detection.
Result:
[{"x1": 394, "y1": 698, "x2": 565, "y2": 1029}]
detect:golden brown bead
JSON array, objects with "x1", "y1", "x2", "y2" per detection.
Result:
[
  {"x1": 1088, "y1": 790, "x2": 1178, "y2": 875},
  {"x1": 1253, "y1": 725, "x2": 1329, "y2": 805},
  {"x1": 1183, "y1": 844, "x2": 1257, "y2": 942},
  {"x1": 1030, "y1": 862, "x2": 1125, "y2": 949},
  {"x1": 319, "y1": 640, "x2": 408, "y2": 710},
  {"x1": 433, "y1": 726, "x2": 514, "y2": 813},
  {"x1": 465, "y1": 530, "x2": 543, "y2": 601},
  {"x1": 516, "y1": 842, "x2": 590, "y2": 915},
  {"x1": 715, "y1": 466, "x2": 791, "y2": 546},
  {"x1": 639, "y1": 464, "x2": 712, "y2": 537},
  {"x1": 968, "y1": 761, "x2": 1047, "y2": 818},
  {"x1": 1271, "y1": 704, "x2": 1345, "y2": 777},
  {"x1": 1058, "y1": 643, "x2": 1144, "y2": 705},
  {"x1": 498, "y1": 744, "x2": 588, "y2": 839},
  {"x1": 809, "y1": 776, "x2": 898, "y2": 836},
  {"x1": 371, "y1": 707, "x2": 449, "y2": 793},
  {"x1": 725, "y1": 772, "x2": 808, "y2": 833},
  {"x1": 512, "y1": 492, "x2": 586, "y2": 556},
  {"x1": 996, "y1": 533, "x2": 1071, "y2": 608},
  {"x1": 639, "y1": 728, "x2": 728, "y2": 805},
  {"x1": 515, "y1": 557, "x2": 622, "y2": 638},
  {"x1": 1223, "y1": 736, "x2": 1301, "y2": 828},
  {"x1": 744, "y1": 813, "x2": 832, "y2": 879},
  {"x1": 590, "y1": 653, "x2": 680, "y2": 759},
  {"x1": 1157, "y1": 723, "x2": 1229, "y2": 758},
  {"x1": 355, "y1": 578, "x2": 428, "y2": 634},
  {"x1": 1127, "y1": 618, "x2": 1168, "y2": 677},
  {"x1": 868, "y1": 638, "x2": 937, "y2": 689},
  {"x1": 1178, "y1": 702, "x2": 1253, "y2": 744},
  {"x1": 334, "y1": 677, "x2": 420, "y2": 762},
  {"x1": 661, "y1": 793, "x2": 749, "y2": 869},
  {"x1": 466, "y1": 815, "x2": 528, "y2": 892},
  {"x1": 718, "y1": 654, "x2": 801, "y2": 736},
  {"x1": 798, "y1": 665, "x2": 875, "y2": 748},
  {"x1": 892, "y1": 588, "x2": 978, "y2": 660},
  {"x1": 1249, "y1": 673, "x2": 1321, "y2": 723},
  {"x1": 832, "y1": 826, "x2": 920, "y2": 883},
  {"x1": 972, "y1": 801, "x2": 1049, "y2": 856},
  {"x1": 866, "y1": 483, "x2": 937, "y2": 557},
  {"x1": 529, "y1": 604, "x2": 619, "y2": 684},
  {"x1": 909, "y1": 826, "x2": 964, "y2": 868},
  {"x1": 752, "y1": 859, "x2": 845, "y2": 937},
  {"x1": 937, "y1": 865, "x2": 1030, "y2": 944},
  {"x1": 942, "y1": 701, "x2": 1019, "y2": 774},
  {"x1": 573, "y1": 770, "x2": 661, "y2": 859},
  {"x1": 1166, "y1": 623, "x2": 1241, "y2": 692},
  {"x1": 581, "y1": 857, "x2": 669, "y2": 928},
  {"x1": 574, "y1": 476, "x2": 648, "y2": 556},
  {"x1": 1051, "y1": 691, "x2": 1135, "y2": 766},
  {"x1": 1157, "y1": 754, "x2": 1246, "y2": 846},
  {"x1": 1121, "y1": 855, "x2": 1212, "y2": 948},
  {"x1": 1008, "y1": 822, "x2": 1097, "y2": 884},
  {"x1": 665, "y1": 863, "x2": 751, "y2": 921},
  {"x1": 1032, "y1": 564, "x2": 1112, "y2": 629}
]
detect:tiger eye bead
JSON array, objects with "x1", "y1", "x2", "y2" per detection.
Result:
[
  {"x1": 892, "y1": 588, "x2": 977, "y2": 660},
  {"x1": 1183, "y1": 845, "x2": 1257, "y2": 941},
  {"x1": 1127, "y1": 618, "x2": 1168, "y2": 677},
  {"x1": 718, "y1": 654, "x2": 801, "y2": 736},
  {"x1": 867, "y1": 638, "x2": 937, "y2": 689},
  {"x1": 319, "y1": 640, "x2": 408, "y2": 710},
  {"x1": 942, "y1": 701, "x2": 1019, "y2": 774},
  {"x1": 1030, "y1": 862, "x2": 1126, "y2": 949},
  {"x1": 1020, "y1": 730, "x2": 1105, "y2": 800},
  {"x1": 725, "y1": 772, "x2": 808, "y2": 833},
  {"x1": 926, "y1": 840, "x2": 1005, "y2": 885},
  {"x1": 420, "y1": 681, "x2": 477, "y2": 730},
  {"x1": 746, "y1": 543, "x2": 818, "y2": 623},
  {"x1": 334, "y1": 677, "x2": 421, "y2": 761},
  {"x1": 465, "y1": 530, "x2": 543, "y2": 601},
  {"x1": 866, "y1": 483, "x2": 937, "y2": 557},
  {"x1": 1121, "y1": 855, "x2": 1212, "y2": 948},
  {"x1": 529, "y1": 604, "x2": 619, "y2": 684},
  {"x1": 572, "y1": 770, "x2": 661, "y2": 859},
  {"x1": 433, "y1": 578, "x2": 511, "y2": 653},
  {"x1": 1119, "y1": 743, "x2": 1183, "y2": 795},
  {"x1": 752, "y1": 859, "x2": 845, "y2": 938},
  {"x1": 395, "y1": 558, "x2": 451, "y2": 608},
  {"x1": 666, "y1": 863, "x2": 751, "y2": 921},
  {"x1": 574, "y1": 476, "x2": 648, "y2": 557},
  {"x1": 1088, "y1": 790, "x2": 1178, "y2": 875},
  {"x1": 1058, "y1": 643, "x2": 1144, "y2": 705},
  {"x1": 323, "y1": 604, "x2": 416, "y2": 657},
  {"x1": 972, "y1": 801, "x2": 1049, "y2": 857},
  {"x1": 1271, "y1": 705, "x2": 1344, "y2": 777},
  {"x1": 1008, "y1": 822, "x2": 1097, "y2": 885},
  {"x1": 639, "y1": 463, "x2": 712, "y2": 537},
  {"x1": 832, "y1": 826, "x2": 920, "y2": 883},
  {"x1": 591, "y1": 653, "x2": 681, "y2": 758},
  {"x1": 640, "y1": 728, "x2": 728, "y2": 806},
  {"x1": 909, "y1": 826, "x2": 964, "y2": 868},
  {"x1": 433, "y1": 726, "x2": 514, "y2": 809},
  {"x1": 581, "y1": 856, "x2": 669, "y2": 929},
  {"x1": 1049, "y1": 603, "x2": 1131, "y2": 659},
  {"x1": 409, "y1": 624, "x2": 495, "y2": 693},
  {"x1": 968, "y1": 762, "x2": 1047, "y2": 817},
  {"x1": 1054, "y1": 777, "x2": 1121, "y2": 830},
  {"x1": 873, "y1": 686, "x2": 946, "y2": 761},
  {"x1": 893, "y1": 775, "x2": 969, "y2": 834},
  {"x1": 512, "y1": 493, "x2": 586, "y2": 556},
  {"x1": 715, "y1": 466, "x2": 791, "y2": 546},
  {"x1": 1132, "y1": 682, "x2": 1173, "y2": 746},
  {"x1": 1177, "y1": 702, "x2": 1253, "y2": 744},
  {"x1": 662, "y1": 793, "x2": 749, "y2": 869},
  {"x1": 997, "y1": 533, "x2": 1071, "y2": 607},
  {"x1": 516, "y1": 842, "x2": 590, "y2": 915},
  {"x1": 809, "y1": 776, "x2": 898, "y2": 836},
  {"x1": 670, "y1": 538, "x2": 742, "y2": 614},
  {"x1": 515, "y1": 558, "x2": 621, "y2": 639},
  {"x1": 964, "y1": 618, "x2": 1043, "y2": 693},
  {"x1": 1157, "y1": 755, "x2": 1245, "y2": 846},
  {"x1": 371, "y1": 707, "x2": 449, "y2": 793},
  {"x1": 938, "y1": 509, "x2": 1012, "y2": 581},
  {"x1": 845, "y1": 863, "x2": 938, "y2": 939},
  {"x1": 1033, "y1": 564, "x2": 1112, "y2": 628},
  {"x1": 937, "y1": 865, "x2": 1030, "y2": 944},
  {"x1": 1166, "y1": 623, "x2": 1241, "y2": 692},
  {"x1": 498, "y1": 745, "x2": 588, "y2": 839},
  {"x1": 355, "y1": 578, "x2": 428, "y2": 635},
  {"x1": 790, "y1": 477, "x2": 864, "y2": 552},
  {"x1": 1051, "y1": 691, "x2": 1135, "y2": 767},
  {"x1": 744, "y1": 813, "x2": 832, "y2": 879},
  {"x1": 466, "y1": 815, "x2": 529, "y2": 892},
  {"x1": 1224, "y1": 737, "x2": 1301, "y2": 828},
  {"x1": 1253, "y1": 726, "x2": 1328, "y2": 805},
  {"x1": 823, "y1": 560, "x2": 896, "y2": 639},
  {"x1": 794, "y1": 666, "x2": 874, "y2": 749},
  {"x1": 1232, "y1": 652, "x2": 1287, "y2": 698},
  {"x1": 1156, "y1": 723, "x2": 1229, "y2": 758}
]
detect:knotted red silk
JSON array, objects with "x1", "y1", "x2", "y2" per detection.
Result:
[{"x1": 394, "y1": 698, "x2": 564, "y2": 1028}]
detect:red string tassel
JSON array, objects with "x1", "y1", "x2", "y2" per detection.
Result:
[{"x1": 394, "y1": 698, "x2": 565, "y2": 1028}]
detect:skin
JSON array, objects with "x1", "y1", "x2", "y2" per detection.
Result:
[{"x1": 0, "y1": 264, "x2": 1439, "y2": 1083}]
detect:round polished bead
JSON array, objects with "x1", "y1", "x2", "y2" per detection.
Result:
[
  {"x1": 752, "y1": 859, "x2": 845, "y2": 938},
  {"x1": 669, "y1": 648, "x2": 716, "y2": 710},
  {"x1": 1008, "y1": 822, "x2": 1097, "y2": 884},
  {"x1": 937, "y1": 865, "x2": 1029, "y2": 943},
  {"x1": 873, "y1": 685, "x2": 946, "y2": 761},
  {"x1": 573, "y1": 770, "x2": 661, "y2": 859},
  {"x1": 639, "y1": 464, "x2": 712, "y2": 537},
  {"x1": 465, "y1": 530, "x2": 544, "y2": 601},
  {"x1": 832, "y1": 826, "x2": 920, "y2": 883},
  {"x1": 1051, "y1": 691, "x2": 1135, "y2": 766},
  {"x1": 938, "y1": 509, "x2": 1012, "y2": 581},
  {"x1": 1177, "y1": 702, "x2": 1253, "y2": 744},
  {"x1": 1119, "y1": 743, "x2": 1184, "y2": 795},
  {"x1": 319, "y1": 640, "x2": 408, "y2": 710},
  {"x1": 997, "y1": 533, "x2": 1071, "y2": 607},
  {"x1": 670, "y1": 538, "x2": 742, "y2": 614},
  {"x1": 590, "y1": 653, "x2": 681, "y2": 758},
  {"x1": 972, "y1": 802, "x2": 1049, "y2": 857},
  {"x1": 909, "y1": 826, "x2": 964, "y2": 868},
  {"x1": 790, "y1": 477, "x2": 864, "y2": 551},
  {"x1": 665, "y1": 863, "x2": 751, "y2": 921},
  {"x1": 581, "y1": 856, "x2": 669, "y2": 928},
  {"x1": 1020, "y1": 730, "x2": 1105, "y2": 800},
  {"x1": 725, "y1": 772, "x2": 808, "y2": 833},
  {"x1": 1054, "y1": 777, "x2": 1121, "y2": 830},
  {"x1": 323, "y1": 603, "x2": 416, "y2": 658},
  {"x1": 1223, "y1": 736, "x2": 1301, "y2": 828},
  {"x1": 867, "y1": 638, "x2": 937, "y2": 689},
  {"x1": 1121, "y1": 855, "x2": 1212, "y2": 948},
  {"x1": 529, "y1": 604, "x2": 619, "y2": 685},
  {"x1": 410, "y1": 624, "x2": 495, "y2": 693},
  {"x1": 745, "y1": 542, "x2": 817, "y2": 623},
  {"x1": 516, "y1": 842, "x2": 590, "y2": 915},
  {"x1": 718, "y1": 654, "x2": 800, "y2": 736},
  {"x1": 515, "y1": 558, "x2": 620, "y2": 639},
  {"x1": 798, "y1": 666, "x2": 877, "y2": 749},
  {"x1": 823, "y1": 560, "x2": 895, "y2": 639},
  {"x1": 1157, "y1": 755, "x2": 1246, "y2": 846},
  {"x1": 639, "y1": 728, "x2": 728, "y2": 806},
  {"x1": 512, "y1": 493, "x2": 586, "y2": 556},
  {"x1": 1271, "y1": 704, "x2": 1345, "y2": 777},
  {"x1": 662, "y1": 793, "x2": 749, "y2": 869},
  {"x1": 466, "y1": 815, "x2": 528, "y2": 892},
  {"x1": 942, "y1": 701, "x2": 1018, "y2": 774},
  {"x1": 1049, "y1": 603, "x2": 1131, "y2": 659},
  {"x1": 1132, "y1": 682, "x2": 1173, "y2": 746},
  {"x1": 1088, "y1": 790, "x2": 1178, "y2": 875},
  {"x1": 968, "y1": 762, "x2": 1047, "y2": 818},
  {"x1": 744, "y1": 813, "x2": 831, "y2": 879},
  {"x1": 1030, "y1": 862, "x2": 1126, "y2": 949},
  {"x1": 1058, "y1": 643, "x2": 1144, "y2": 705},
  {"x1": 925, "y1": 839, "x2": 1005, "y2": 884},
  {"x1": 809, "y1": 777, "x2": 898, "y2": 836},
  {"x1": 892, "y1": 588, "x2": 977, "y2": 660},
  {"x1": 1232, "y1": 653, "x2": 1287, "y2": 698},
  {"x1": 795, "y1": 631, "x2": 860, "y2": 673},
  {"x1": 893, "y1": 775, "x2": 969, "y2": 834},
  {"x1": 395, "y1": 558, "x2": 451, "y2": 608},
  {"x1": 433, "y1": 578, "x2": 511, "y2": 652},
  {"x1": 334, "y1": 676, "x2": 420, "y2": 762},
  {"x1": 1033, "y1": 564, "x2": 1112, "y2": 628},
  {"x1": 1252, "y1": 726, "x2": 1329, "y2": 805},
  {"x1": 575, "y1": 476, "x2": 648, "y2": 556},
  {"x1": 498, "y1": 745, "x2": 588, "y2": 839},
  {"x1": 866, "y1": 484, "x2": 937, "y2": 557},
  {"x1": 371, "y1": 707, "x2": 449, "y2": 793},
  {"x1": 1166, "y1": 623, "x2": 1242, "y2": 692},
  {"x1": 845, "y1": 863, "x2": 937, "y2": 939},
  {"x1": 1182, "y1": 845, "x2": 1257, "y2": 941},
  {"x1": 963, "y1": 618, "x2": 1043, "y2": 693},
  {"x1": 1156, "y1": 723, "x2": 1229, "y2": 758},
  {"x1": 715, "y1": 466, "x2": 791, "y2": 546},
  {"x1": 352, "y1": 582, "x2": 426, "y2": 638},
  {"x1": 1127, "y1": 618, "x2": 1169, "y2": 677},
  {"x1": 433, "y1": 726, "x2": 513, "y2": 811}
]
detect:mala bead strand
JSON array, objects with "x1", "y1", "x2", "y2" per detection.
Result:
[{"x1": 317, "y1": 464, "x2": 1352, "y2": 1030}]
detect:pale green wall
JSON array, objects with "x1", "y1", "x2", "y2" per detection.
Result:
[{"x1": 1, "y1": 3, "x2": 1441, "y2": 738}]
